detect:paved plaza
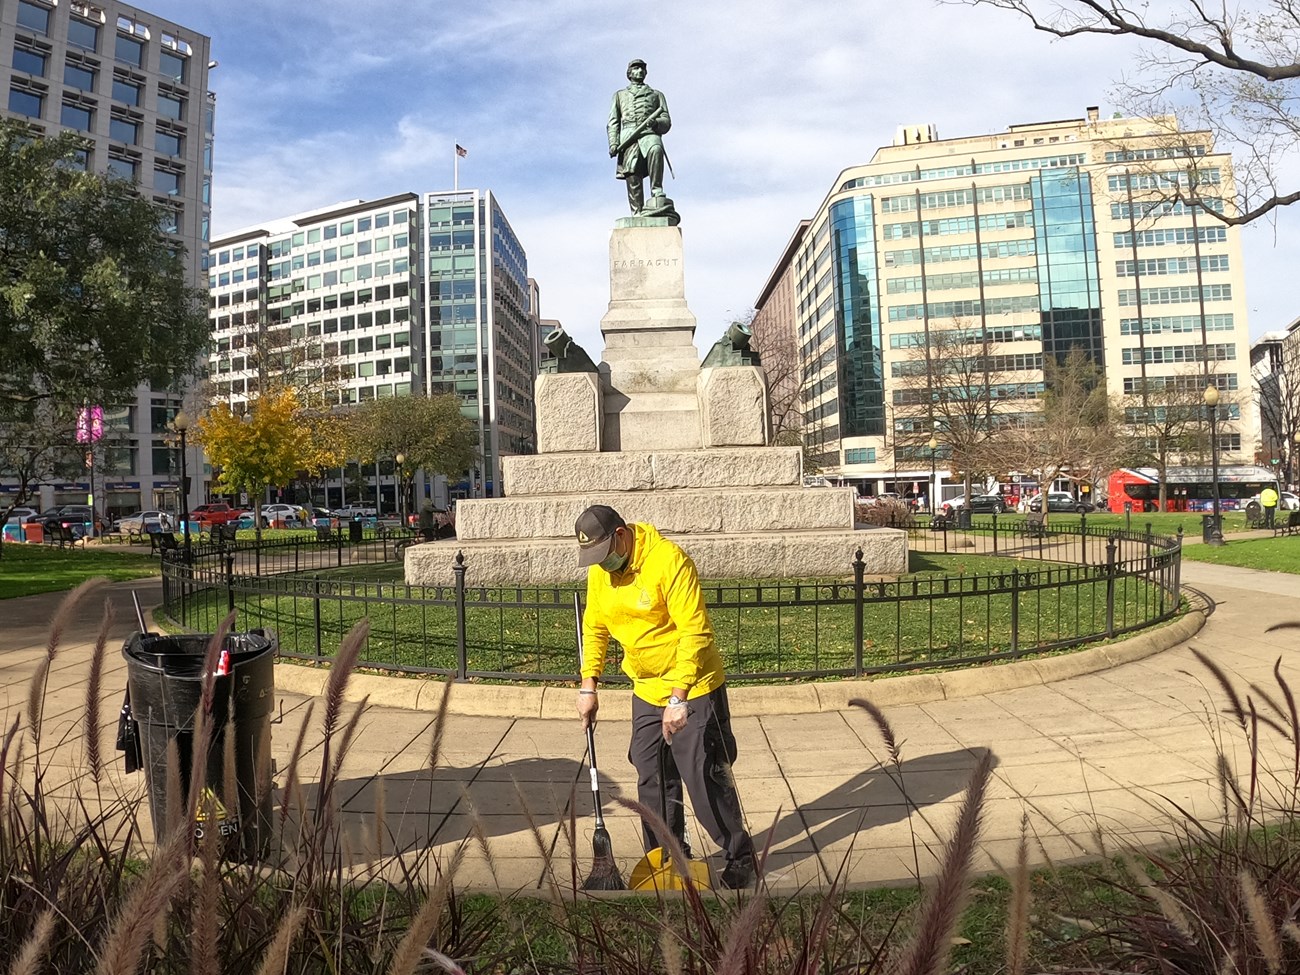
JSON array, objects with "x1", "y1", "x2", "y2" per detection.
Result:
[{"x1": 1, "y1": 558, "x2": 1297, "y2": 892}]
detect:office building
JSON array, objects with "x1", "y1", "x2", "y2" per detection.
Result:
[
  {"x1": 207, "y1": 188, "x2": 539, "y2": 508},
  {"x1": 755, "y1": 109, "x2": 1256, "y2": 498},
  {"x1": 1251, "y1": 317, "x2": 1300, "y2": 486},
  {"x1": 1, "y1": 0, "x2": 212, "y2": 518}
]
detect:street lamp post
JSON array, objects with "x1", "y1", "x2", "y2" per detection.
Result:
[
  {"x1": 395, "y1": 452, "x2": 406, "y2": 526},
  {"x1": 172, "y1": 409, "x2": 192, "y2": 561},
  {"x1": 1294, "y1": 431, "x2": 1300, "y2": 491},
  {"x1": 1203, "y1": 386, "x2": 1224, "y2": 546},
  {"x1": 927, "y1": 436, "x2": 938, "y2": 513}
]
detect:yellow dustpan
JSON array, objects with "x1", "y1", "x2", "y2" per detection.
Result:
[
  {"x1": 629, "y1": 847, "x2": 711, "y2": 891},
  {"x1": 628, "y1": 740, "x2": 712, "y2": 891}
]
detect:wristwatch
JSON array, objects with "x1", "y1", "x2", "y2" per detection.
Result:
[{"x1": 667, "y1": 695, "x2": 685, "y2": 707}]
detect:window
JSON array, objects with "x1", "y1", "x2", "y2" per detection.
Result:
[
  {"x1": 61, "y1": 103, "x2": 93, "y2": 131},
  {"x1": 114, "y1": 34, "x2": 143, "y2": 67},
  {"x1": 158, "y1": 206, "x2": 180, "y2": 234},
  {"x1": 13, "y1": 47, "x2": 46, "y2": 76},
  {"x1": 375, "y1": 212, "x2": 389, "y2": 229},
  {"x1": 17, "y1": 1, "x2": 51, "y2": 34},
  {"x1": 68, "y1": 18, "x2": 99, "y2": 51},
  {"x1": 110, "y1": 117, "x2": 137, "y2": 143},
  {"x1": 153, "y1": 168, "x2": 180, "y2": 194},
  {"x1": 155, "y1": 130, "x2": 181, "y2": 156},
  {"x1": 158, "y1": 50, "x2": 186, "y2": 83},
  {"x1": 358, "y1": 216, "x2": 371, "y2": 231},
  {"x1": 323, "y1": 224, "x2": 337, "y2": 240},
  {"x1": 111, "y1": 77, "x2": 140, "y2": 105},
  {"x1": 106, "y1": 155, "x2": 136, "y2": 181},
  {"x1": 157, "y1": 92, "x2": 183, "y2": 120},
  {"x1": 65, "y1": 62, "x2": 96, "y2": 90}
]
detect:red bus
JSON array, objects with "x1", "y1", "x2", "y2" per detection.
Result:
[{"x1": 1107, "y1": 465, "x2": 1280, "y2": 513}]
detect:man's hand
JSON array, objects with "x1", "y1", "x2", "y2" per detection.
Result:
[
  {"x1": 577, "y1": 688, "x2": 599, "y2": 729},
  {"x1": 662, "y1": 700, "x2": 688, "y2": 743},
  {"x1": 609, "y1": 147, "x2": 618, "y2": 158}
]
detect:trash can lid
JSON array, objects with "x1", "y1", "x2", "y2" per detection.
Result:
[{"x1": 123, "y1": 631, "x2": 273, "y2": 677}]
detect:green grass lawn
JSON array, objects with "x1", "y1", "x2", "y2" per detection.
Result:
[
  {"x1": 0, "y1": 542, "x2": 160, "y2": 599},
  {"x1": 1180, "y1": 531, "x2": 1300, "y2": 573}
]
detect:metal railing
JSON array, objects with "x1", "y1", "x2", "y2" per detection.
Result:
[{"x1": 160, "y1": 516, "x2": 1183, "y2": 683}]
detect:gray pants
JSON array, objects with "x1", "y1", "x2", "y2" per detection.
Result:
[{"x1": 629, "y1": 686, "x2": 754, "y2": 863}]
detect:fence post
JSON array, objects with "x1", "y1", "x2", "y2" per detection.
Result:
[
  {"x1": 1173, "y1": 526, "x2": 1184, "y2": 609},
  {"x1": 453, "y1": 551, "x2": 468, "y2": 681},
  {"x1": 1105, "y1": 535, "x2": 1118, "y2": 638},
  {"x1": 337, "y1": 527, "x2": 343, "y2": 568},
  {"x1": 1009, "y1": 569, "x2": 1019, "y2": 654},
  {"x1": 313, "y1": 575, "x2": 322, "y2": 659},
  {"x1": 991, "y1": 512, "x2": 998, "y2": 555},
  {"x1": 295, "y1": 540, "x2": 300, "y2": 574},
  {"x1": 225, "y1": 553, "x2": 235, "y2": 613},
  {"x1": 852, "y1": 548, "x2": 865, "y2": 677},
  {"x1": 255, "y1": 540, "x2": 261, "y2": 578},
  {"x1": 1079, "y1": 511, "x2": 1088, "y2": 565}
]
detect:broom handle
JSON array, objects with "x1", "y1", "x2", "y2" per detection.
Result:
[
  {"x1": 586, "y1": 723, "x2": 607, "y2": 830},
  {"x1": 576, "y1": 592, "x2": 608, "y2": 831}
]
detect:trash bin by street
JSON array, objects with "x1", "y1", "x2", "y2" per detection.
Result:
[
  {"x1": 122, "y1": 630, "x2": 276, "y2": 860},
  {"x1": 1202, "y1": 514, "x2": 1218, "y2": 544},
  {"x1": 957, "y1": 508, "x2": 972, "y2": 530},
  {"x1": 348, "y1": 515, "x2": 363, "y2": 543}
]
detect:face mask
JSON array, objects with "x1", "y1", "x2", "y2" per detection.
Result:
[{"x1": 599, "y1": 535, "x2": 629, "y2": 573}]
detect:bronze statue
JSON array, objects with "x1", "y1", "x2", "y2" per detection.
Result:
[
  {"x1": 608, "y1": 59, "x2": 678, "y2": 224},
  {"x1": 542, "y1": 327, "x2": 599, "y2": 374}
]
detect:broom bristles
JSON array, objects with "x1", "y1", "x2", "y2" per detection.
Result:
[{"x1": 583, "y1": 828, "x2": 625, "y2": 891}]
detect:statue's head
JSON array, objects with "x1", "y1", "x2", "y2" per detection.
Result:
[{"x1": 626, "y1": 58, "x2": 647, "y2": 82}]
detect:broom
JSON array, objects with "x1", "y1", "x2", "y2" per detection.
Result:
[{"x1": 576, "y1": 592, "x2": 624, "y2": 890}]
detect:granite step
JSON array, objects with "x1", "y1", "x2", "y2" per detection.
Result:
[{"x1": 502, "y1": 447, "x2": 802, "y2": 496}]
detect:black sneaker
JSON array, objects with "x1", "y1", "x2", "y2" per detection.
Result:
[{"x1": 719, "y1": 856, "x2": 756, "y2": 890}]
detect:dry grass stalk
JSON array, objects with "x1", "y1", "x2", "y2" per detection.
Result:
[
  {"x1": 0, "y1": 713, "x2": 19, "y2": 820},
  {"x1": 7, "y1": 906, "x2": 56, "y2": 975},
  {"x1": 95, "y1": 833, "x2": 187, "y2": 975},
  {"x1": 514, "y1": 781, "x2": 564, "y2": 916},
  {"x1": 385, "y1": 846, "x2": 464, "y2": 975},
  {"x1": 894, "y1": 750, "x2": 994, "y2": 975},
  {"x1": 1121, "y1": 853, "x2": 1195, "y2": 944},
  {"x1": 420, "y1": 947, "x2": 468, "y2": 975},
  {"x1": 83, "y1": 599, "x2": 115, "y2": 784},
  {"x1": 1005, "y1": 815, "x2": 1031, "y2": 975},
  {"x1": 1192, "y1": 648, "x2": 1248, "y2": 730},
  {"x1": 190, "y1": 817, "x2": 221, "y2": 975},
  {"x1": 427, "y1": 679, "x2": 454, "y2": 771},
  {"x1": 1239, "y1": 868, "x2": 1283, "y2": 975},
  {"x1": 25, "y1": 657, "x2": 51, "y2": 750},
  {"x1": 463, "y1": 791, "x2": 500, "y2": 888},
  {"x1": 315, "y1": 621, "x2": 369, "y2": 829},
  {"x1": 659, "y1": 928, "x2": 684, "y2": 975},
  {"x1": 251, "y1": 903, "x2": 309, "y2": 975},
  {"x1": 849, "y1": 697, "x2": 903, "y2": 765},
  {"x1": 1282, "y1": 920, "x2": 1300, "y2": 946},
  {"x1": 278, "y1": 700, "x2": 315, "y2": 833},
  {"x1": 716, "y1": 887, "x2": 769, "y2": 975}
]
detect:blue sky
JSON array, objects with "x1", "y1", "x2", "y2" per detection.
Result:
[{"x1": 147, "y1": 0, "x2": 1299, "y2": 351}]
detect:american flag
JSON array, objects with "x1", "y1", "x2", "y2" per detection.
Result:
[{"x1": 455, "y1": 144, "x2": 468, "y2": 158}]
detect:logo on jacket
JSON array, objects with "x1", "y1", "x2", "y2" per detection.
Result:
[{"x1": 638, "y1": 589, "x2": 651, "y2": 608}]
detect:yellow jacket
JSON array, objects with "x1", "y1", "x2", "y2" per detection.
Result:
[
  {"x1": 580, "y1": 523, "x2": 725, "y2": 706},
  {"x1": 1262, "y1": 488, "x2": 1279, "y2": 507}
]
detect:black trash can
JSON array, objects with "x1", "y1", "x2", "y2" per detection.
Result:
[
  {"x1": 348, "y1": 515, "x2": 363, "y2": 543},
  {"x1": 1202, "y1": 514, "x2": 1218, "y2": 544},
  {"x1": 957, "y1": 508, "x2": 972, "y2": 530},
  {"x1": 123, "y1": 630, "x2": 276, "y2": 860}
]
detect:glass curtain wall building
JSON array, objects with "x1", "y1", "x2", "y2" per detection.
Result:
[
  {"x1": 756, "y1": 110, "x2": 1254, "y2": 497},
  {"x1": 207, "y1": 189, "x2": 539, "y2": 509},
  {"x1": 0, "y1": 0, "x2": 212, "y2": 519}
]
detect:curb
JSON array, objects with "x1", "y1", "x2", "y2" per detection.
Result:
[{"x1": 272, "y1": 609, "x2": 1207, "y2": 718}]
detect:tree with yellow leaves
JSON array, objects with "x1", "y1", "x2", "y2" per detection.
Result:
[{"x1": 194, "y1": 388, "x2": 345, "y2": 532}]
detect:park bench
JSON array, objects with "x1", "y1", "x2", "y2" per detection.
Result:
[
  {"x1": 1273, "y1": 511, "x2": 1300, "y2": 538},
  {"x1": 44, "y1": 523, "x2": 78, "y2": 548},
  {"x1": 929, "y1": 514, "x2": 951, "y2": 532},
  {"x1": 1023, "y1": 512, "x2": 1046, "y2": 538},
  {"x1": 210, "y1": 523, "x2": 238, "y2": 546},
  {"x1": 149, "y1": 531, "x2": 179, "y2": 556}
]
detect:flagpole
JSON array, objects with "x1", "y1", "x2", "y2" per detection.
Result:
[{"x1": 454, "y1": 143, "x2": 459, "y2": 192}]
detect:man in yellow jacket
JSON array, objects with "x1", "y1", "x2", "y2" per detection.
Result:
[
  {"x1": 1261, "y1": 485, "x2": 1279, "y2": 529},
  {"x1": 574, "y1": 504, "x2": 756, "y2": 889}
]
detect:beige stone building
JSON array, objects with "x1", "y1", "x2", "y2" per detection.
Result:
[{"x1": 755, "y1": 109, "x2": 1255, "y2": 501}]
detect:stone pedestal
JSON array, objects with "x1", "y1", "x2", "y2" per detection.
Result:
[
  {"x1": 534, "y1": 373, "x2": 602, "y2": 453},
  {"x1": 599, "y1": 225, "x2": 701, "y2": 451},
  {"x1": 699, "y1": 367, "x2": 769, "y2": 447}
]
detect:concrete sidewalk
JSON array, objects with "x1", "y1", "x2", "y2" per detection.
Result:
[{"x1": 1, "y1": 560, "x2": 1297, "y2": 892}]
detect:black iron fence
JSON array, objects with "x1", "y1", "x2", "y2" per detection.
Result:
[{"x1": 160, "y1": 516, "x2": 1184, "y2": 683}]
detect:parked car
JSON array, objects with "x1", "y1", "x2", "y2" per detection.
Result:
[
  {"x1": 1281, "y1": 492, "x2": 1299, "y2": 511},
  {"x1": 113, "y1": 510, "x2": 176, "y2": 534},
  {"x1": 188, "y1": 502, "x2": 241, "y2": 526},
  {"x1": 261, "y1": 503, "x2": 303, "y2": 524},
  {"x1": 1028, "y1": 491, "x2": 1096, "y2": 514},
  {"x1": 966, "y1": 494, "x2": 1008, "y2": 514},
  {"x1": 39, "y1": 505, "x2": 100, "y2": 538},
  {"x1": 338, "y1": 503, "x2": 377, "y2": 518},
  {"x1": 4, "y1": 506, "x2": 38, "y2": 525}
]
